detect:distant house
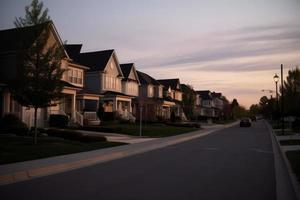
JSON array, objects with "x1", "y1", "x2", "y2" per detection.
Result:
[
  {"x1": 136, "y1": 70, "x2": 165, "y2": 121},
  {"x1": 211, "y1": 92, "x2": 224, "y2": 119},
  {"x1": 65, "y1": 46, "x2": 137, "y2": 121},
  {"x1": 157, "y1": 78, "x2": 186, "y2": 120},
  {"x1": 0, "y1": 22, "x2": 89, "y2": 127},
  {"x1": 120, "y1": 63, "x2": 140, "y2": 121},
  {"x1": 196, "y1": 90, "x2": 214, "y2": 122}
]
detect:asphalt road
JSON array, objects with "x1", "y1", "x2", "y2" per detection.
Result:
[{"x1": 0, "y1": 121, "x2": 276, "y2": 200}]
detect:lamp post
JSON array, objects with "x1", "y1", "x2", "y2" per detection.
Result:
[
  {"x1": 273, "y1": 74, "x2": 279, "y2": 101},
  {"x1": 273, "y1": 73, "x2": 279, "y2": 125},
  {"x1": 281, "y1": 64, "x2": 284, "y2": 135}
]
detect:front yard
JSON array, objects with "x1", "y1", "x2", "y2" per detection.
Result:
[
  {"x1": 0, "y1": 135, "x2": 126, "y2": 165},
  {"x1": 98, "y1": 122, "x2": 200, "y2": 137}
]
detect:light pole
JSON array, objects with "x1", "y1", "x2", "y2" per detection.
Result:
[
  {"x1": 273, "y1": 74, "x2": 279, "y2": 102},
  {"x1": 273, "y1": 73, "x2": 279, "y2": 125},
  {"x1": 281, "y1": 64, "x2": 284, "y2": 135}
]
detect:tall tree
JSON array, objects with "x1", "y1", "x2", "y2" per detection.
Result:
[
  {"x1": 14, "y1": 0, "x2": 50, "y2": 27},
  {"x1": 10, "y1": 0, "x2": 65, "y2": 144},
  {"x1": 282, "y1": 67, "x2": 300, "y2": 116}
]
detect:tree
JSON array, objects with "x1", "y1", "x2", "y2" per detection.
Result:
[
  {"x1": 97, "y1": 102, "x2": 105, "y2": 124},
  {"x1": 10, "y1": 0, "x2": 64, "y2": 144},
  {"x1": 181, "y1": 84, "x2": 196, "y2": 120},
  {"x1": 14, "y1": 0, "x2": 50, "y2": 27},
  {"x1": 281, "y1": 67, "x2": 300, "y2": 117},
  {"x1": 249, "y1": 104, "x2": 260, "y2": 116}
]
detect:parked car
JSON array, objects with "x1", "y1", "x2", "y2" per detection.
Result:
[{"x1": 240, "y1": 118, "x2": 251, "y2": 127}]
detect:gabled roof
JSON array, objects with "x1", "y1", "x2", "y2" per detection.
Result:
[
  {"x1": 120, "y1": 63, "x2": 133, "y2": 78},
  {"x1": 120, "y1": 63, "x2": 140, "y2": 84},
  {"x1": 0, "y1": 21, "x2": 66, "y2": 56},
  {"x1": 211, "y1": 92, "x2": 222, "y2": 98},
  {"x1": 196, "y1": 90, "x2": 212, "y2": 100},
  {"x1": 157, "y1": 79, "x2": 181, "y2": 91},
  {"x1": 64, "y1": 44, "x2": 82, "y2": 61},
  {"x1": 137, "y1": 70, "x2": 161, "y2": 86},
  {"x1": 181, "y1": 84, "x2": 195, "y2": 94},
  {"x1": 77, "y1": 49, "x2": 114, "y2": 71}
]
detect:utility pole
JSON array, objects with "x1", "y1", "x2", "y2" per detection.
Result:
[{"x1": 281, "y1": 64, "x2": 284, "y2": 135}]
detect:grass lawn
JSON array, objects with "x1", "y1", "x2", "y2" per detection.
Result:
[
  {"x1": 0, "y1": 135, "x2": 126, "y2": 165},
  {"x1": 100, "y1": 122, "x2": 199, "y2": 137},
  {"x1": 280, "y1": 140, "x2": 300, "y2": 146},
  {"x1": 286, "y1": 150, "x2": 300, "y2": 182}
]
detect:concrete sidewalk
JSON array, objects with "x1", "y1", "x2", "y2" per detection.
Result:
[
  {"x1": 0, "y1": 121, "x2": 238, "y2": 186},
  {"x1": 266, "y1": 121, "x2": 300, "y2": 200}
]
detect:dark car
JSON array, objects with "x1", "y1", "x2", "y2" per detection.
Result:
[{"x1": 240, "y1": 118, "x2": 251, "y2": 127}]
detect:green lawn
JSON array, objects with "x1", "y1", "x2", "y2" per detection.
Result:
[
  {"x1": 0, "y1": 135, "x2": 126, "y2": 165},
  {"x1": 100, "y1": 122, "x2": 199, "y2": 137},
  {"x1": 280, "y1": 140, "x2": 300, "y2": 146},
  {"x1": 286, "y1": 150, "x2": 300, "y2": 182}
]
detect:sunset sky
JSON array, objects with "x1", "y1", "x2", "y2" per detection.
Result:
[{"x1": 1, "y1": 0, "x2": 299, "y2": 108}]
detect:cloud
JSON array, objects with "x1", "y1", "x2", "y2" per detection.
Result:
[{"x1": 135, "y1": 23, "x2": 300, "y2": 72}]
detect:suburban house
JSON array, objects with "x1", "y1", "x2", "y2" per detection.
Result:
[
  {"x1": 0, "y1": 21, "x2": 89, "y2": 127},
  {"x1": 157, "y1": 78, "x2": 186, "y2": 120},
  {"x1": 120, "y1": 63, "x2": 140, "y2": 118},
  {"x1": 136, "y1": 70, "x2": 165, "y2": 121},
  {"x1": 211, "y1": 92, "x2": 224, "y2": 120},
  {"x1": 196, "y1": 90, "x2": 214, "y2": 122},
  {"x1": 66, "y1": 46, "x2": 137, "y2": 121}
]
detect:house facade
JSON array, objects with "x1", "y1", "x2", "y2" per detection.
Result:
[
  {"x1": 136, "y1": 70, "x2": 171, "y2": 121},
  {"x1": 0, "y1": 22, "x2": 89, "y2": 127},
  {"x1": 158, "y1": 79, "x2": 186, "y2": 120},
  {"x1": 66, "y1": 47, "x2": 137, "y2": 121}
]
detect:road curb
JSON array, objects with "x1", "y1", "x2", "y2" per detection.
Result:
[
  {"x1": 265, "y1": 121, "x2": 299, "y2": 200},
  {"x1": 0, "y1": 122, "x2": 238, "y2": 186}
]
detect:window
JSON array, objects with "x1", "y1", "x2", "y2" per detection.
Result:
[
  {"x1": 148, "y1": 86, "x2": 154, "y2": 97},
  {"x1": 104, "y1": 74, "x2": 121, "y2": 91},
  {"x1": 68, "y1": 68, "x2": 83, "y2": 85},
  {"x1": 127, "y1": 82, "x2": 138, "y2": 96},
  {"x1": 158, "y1": 87, "x2": 163, "y2": 98}
]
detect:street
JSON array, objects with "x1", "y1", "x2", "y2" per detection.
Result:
[{"x1": 0, "y1": 121, "x2": 276, "y2": 200}]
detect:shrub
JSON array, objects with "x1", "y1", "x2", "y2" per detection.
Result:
[
  {"x1": 46, "y1": 129, "x2": 107, "y2": 143},
  {"x1": 0, "y1": 114, "x2": 28, "y2": 135},
  {"x1": 49, "y1": 114, "x2": 69, "y2": 128},
  {"x1": 103, "y1": 112, "x2": 116, "y2": 121},
  {"x1": 292, "y1": 118, "x2": 300, "y2": 132}
]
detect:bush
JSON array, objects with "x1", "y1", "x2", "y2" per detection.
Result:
[
  {"x1": 46, "y1": 129, "x2": 107, "y2": 143},
  {"x1": 0, "y1": 114, "x2": 28, "y2": 135},
  {"x1": 49, "y1": 114, "x2": 69, "y2": 128},
  {"x1": 292, "y1": 118, "x2": 300, "y2": 132},
  {"x1": 103, "y1": 112, "x2": 116, "y2": 121},
  {"x1": 165, "y1": 122, "x2": 201, "y2": 128},
  {"x1": 78, "y1": 126, "x2": 122, "y2": 133}
]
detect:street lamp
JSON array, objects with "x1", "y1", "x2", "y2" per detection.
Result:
[
  {"x1": 273, "y1": 73, "x2": 279, "y2": 126},
  {"x1": 273, "y1": 73, "x2": 279, "y2": 101}
]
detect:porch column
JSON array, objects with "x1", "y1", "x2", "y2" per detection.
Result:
[
  {"x1": 3, "y1": 91, "x2": 10, "y2": 114},
  {"x1": 113, "y1": 99, "x2": 117, "y2": 112},
  {"x1": 71, "y1": 93, "x2": 76, "y2": 120},
  {"x1": 129, "y1": 99, "x2": 132, "y2": 112}
]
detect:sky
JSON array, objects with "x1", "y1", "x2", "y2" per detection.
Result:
[{"x1": 1, "y1": 0, "x2": 300, "y2": 108}]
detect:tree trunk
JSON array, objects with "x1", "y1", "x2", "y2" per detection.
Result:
[{"x1": 34, "y1": 107, "x2": 38, "y2": 144}]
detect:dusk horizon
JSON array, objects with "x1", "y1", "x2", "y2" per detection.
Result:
[{"x1": 1, "y1": 0, "x2": 300, "y2": 107}]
